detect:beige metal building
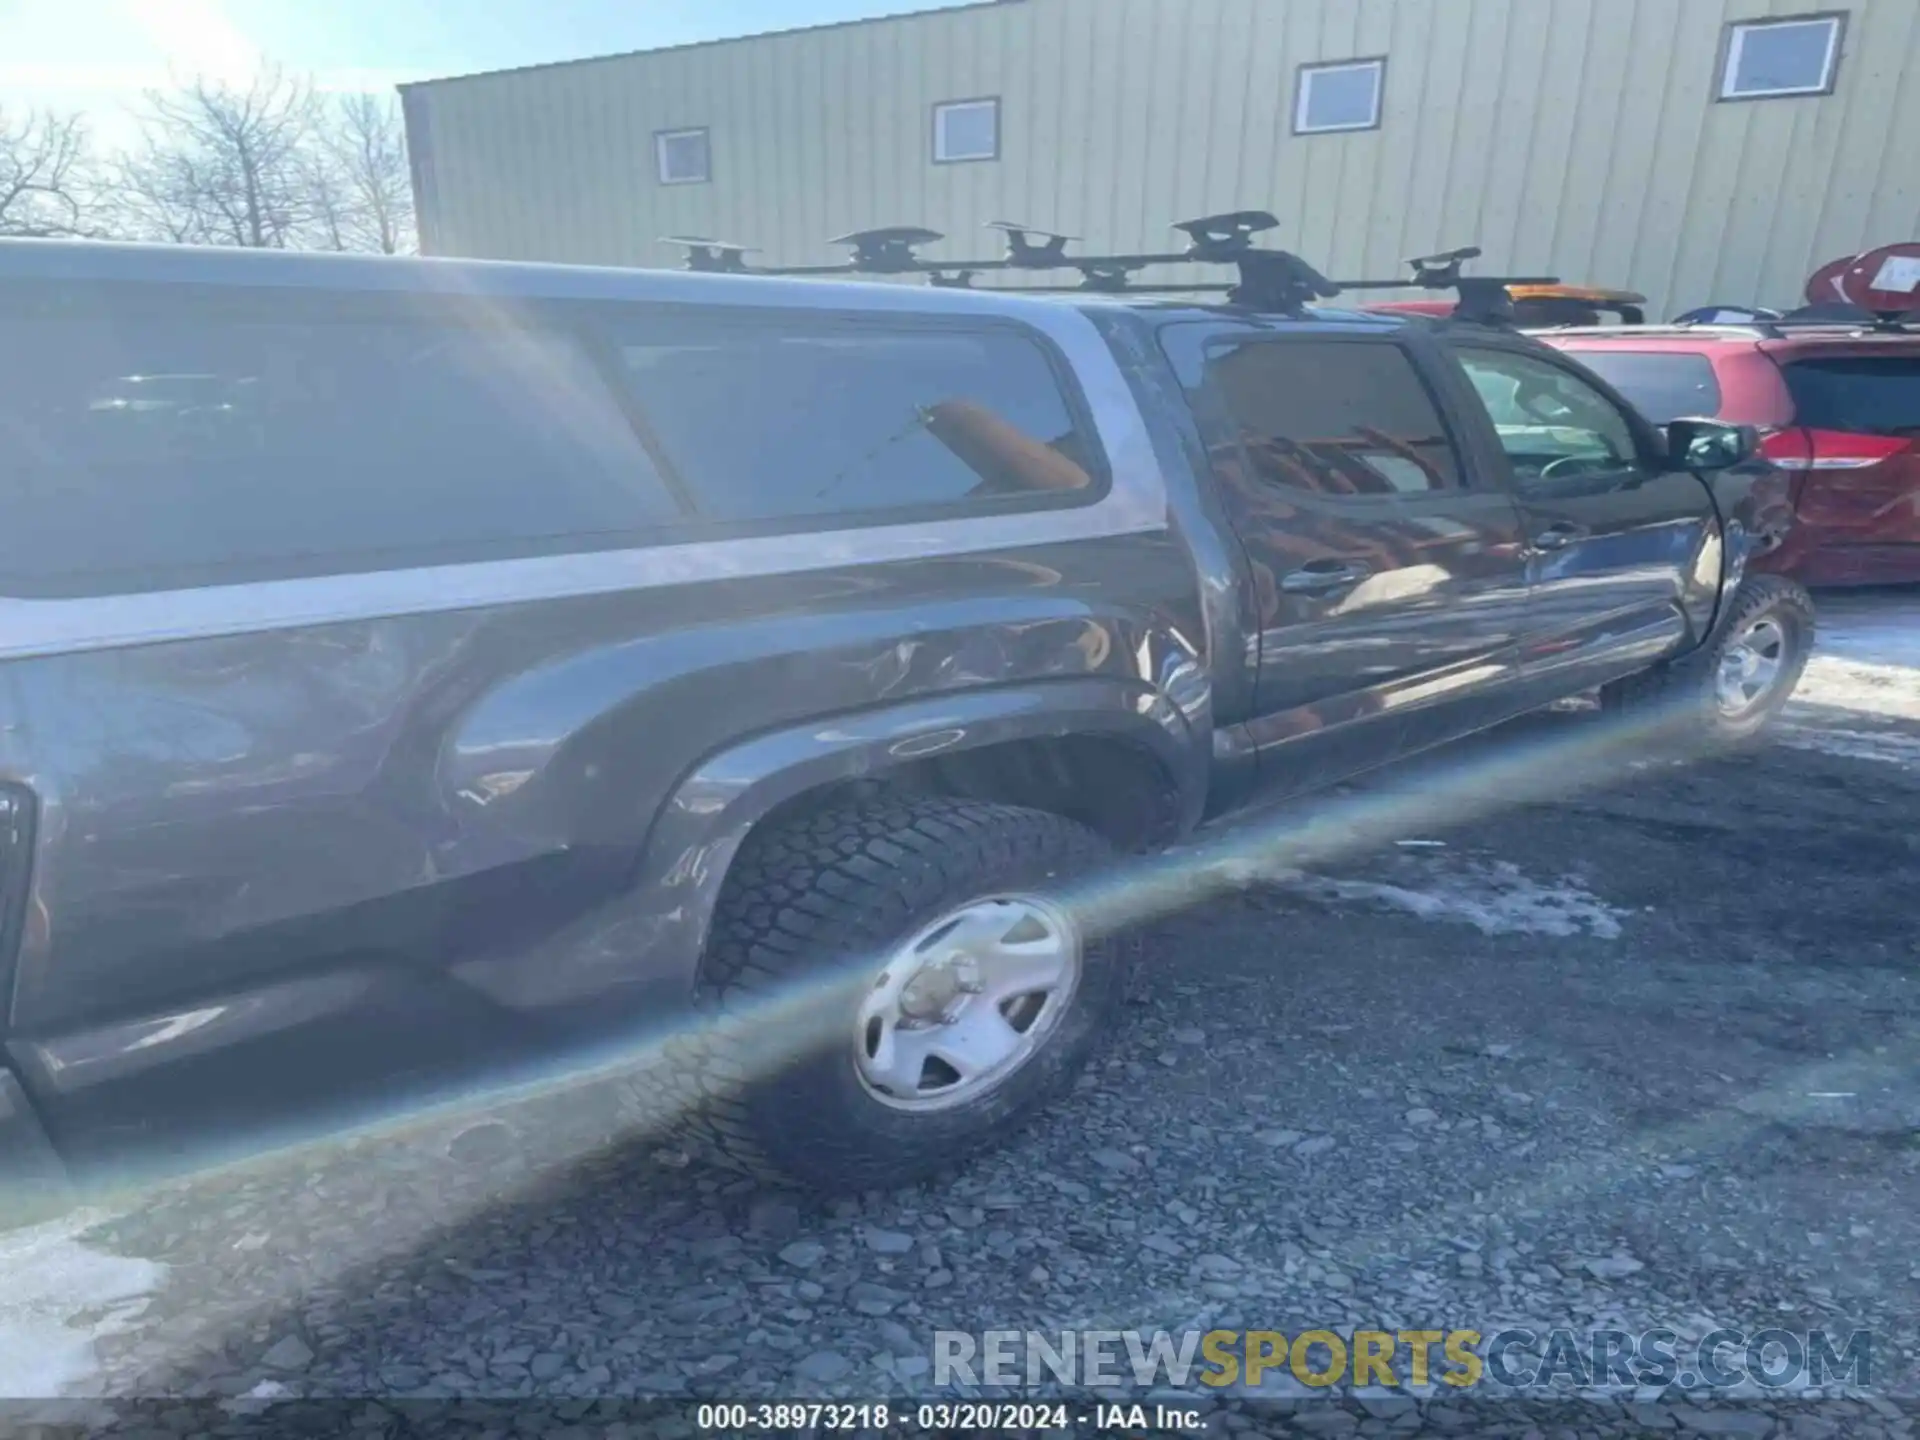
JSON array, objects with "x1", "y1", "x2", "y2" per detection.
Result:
[{"x1": 401, "y1": 0, "x2": 1920, "y2": 317}]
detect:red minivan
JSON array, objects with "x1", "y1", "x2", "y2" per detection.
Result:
[{"x1": 1543, "y1": 324, "x2": 1920, "y2": 587}]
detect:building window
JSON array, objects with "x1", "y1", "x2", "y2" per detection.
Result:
[
  {"x1": 655, "y1": 127, "x2": 711, "y2": 185},
  {"x1": 1720, "y1": 14, "x2": 1844, "y2": 100},
  {"x1": 1294, "y1": 58, "x2": 1386, "y2": 134},
  {"x1": 933, "y1": 98, "x2": 999, "y2": 163}
]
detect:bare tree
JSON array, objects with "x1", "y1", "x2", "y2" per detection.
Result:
[
  {"x1": 113, "y1": 68, "x2": 324, "y2": 248},
  {"x1": 320, "y1": 93, "x2": 415, "y2": 254},
  {"x1": 97, "y1": 66, "x2": 416, "y2": 253},
  {"x1": 0, "y1": 107, "x2": 96, "y2": 238},
  {"x1": 303, "y1": 146, "x2": 354, "y2": 252}
]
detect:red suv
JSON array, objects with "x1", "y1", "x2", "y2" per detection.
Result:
[{"x1": 1542, "y1": 324, "x2": 1920, "y2": 587}]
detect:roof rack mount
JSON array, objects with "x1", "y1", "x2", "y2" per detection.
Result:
[
  {"x1": 1336, "y1": 245, "x2": 1562, "y2": 324},
  {"x1": 659, "y1": 212, "x2": 1557, "y2": 321},
  {"x1": 1670, "y1": 308, "x2": 1920, "y2": 338}
]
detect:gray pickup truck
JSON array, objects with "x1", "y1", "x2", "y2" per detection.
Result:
[{"x1": 0, "y1": 228, "x2": 1809, "y2": 1207}]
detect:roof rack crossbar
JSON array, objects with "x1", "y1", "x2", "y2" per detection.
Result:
[
  {"x1": 1671, "y1": 314, "x2": 1920, "y2": 338},
  {"x1": 658, "y1": 216, "x2": 1542, "y2": 319},
  {"x1": 974, "y1": 281, "x2": 1241, "y2": 297}
]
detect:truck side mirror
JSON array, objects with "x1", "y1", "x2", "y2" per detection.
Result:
[{"x1": 1664, "y1": 418, "x2": 1759, "y2": 472}]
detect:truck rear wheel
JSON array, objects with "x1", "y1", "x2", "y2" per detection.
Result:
[
  {"x1": 1601, "y1": 575, "x2": 1815, "y2": 744},
  {"x1": 679, "y1": 797, "x2": 1127, "y2": 1192}
]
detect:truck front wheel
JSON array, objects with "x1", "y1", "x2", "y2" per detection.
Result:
[
  {"x1": 678, "y1": 796, "x2": 1128, "y2": 1192},
  {"x1": 1601, "y1": 575, "x2": 1815, "y2": 744}
]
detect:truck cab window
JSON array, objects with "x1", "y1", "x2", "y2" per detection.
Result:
[
  {"x1": 1206, "y1": 339, "x2": 1463, "y2": 496},
  {"x1": 1455, "y1": 346, "x2": 1641, "y2": 485}
]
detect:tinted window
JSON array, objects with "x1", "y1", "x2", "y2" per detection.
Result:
[
  {"x1": 1570, "y1": 351, "x2": 1724, "y2": 424},
  {"x1": 1206, "y1": 340, "x2": 1462, "y2": 495},
  {"x1": 615, "y1": 323, "x2": 1097, "y2": 523},
  {"x1": 1455, "y1": 347, "x2": 1642, "y2": 484},
  {"x1": 1784, "y1": 357, "x2": 1920, "y2": 436},
  {"x1": 0, "y1": 306, "x2": 681, "y2": 596}
]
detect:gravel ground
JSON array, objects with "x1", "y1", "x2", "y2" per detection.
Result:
[{"x1": 5, "y1": 592, "x2": 1920, "y2": 1440}]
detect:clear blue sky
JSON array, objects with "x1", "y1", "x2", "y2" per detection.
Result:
[{"x1": 0, "y1": 0, "x2": 963, "y2": 139}]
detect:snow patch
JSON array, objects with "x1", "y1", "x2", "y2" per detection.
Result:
[
  {"x1": 1810, "y1": 595, "x2": 1920, "y2": 671},
  {"x1": 1792, "y1": 656, "x2": 1920, "y2": 723},
  {"x1": 1780, "y1": 724, "x2": 1920, "y2": 769},
  {"x1": 1791, "y1": 589, "x2": 1920, "y2": 725},
  {"x1": 1270, "y1": 858, "x2": 1627, "y2": 939},
  {"x1": 0, "y1": 1211, "x2": 164, "y2": 1398},
  {"x1": 1771, "y1": 593, "x2": 1920, "y2": 765}
]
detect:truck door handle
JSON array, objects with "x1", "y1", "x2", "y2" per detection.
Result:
[
  {"x1": 1280, "y1": 560, "x2": 1373, "y2": 594},
  {"x1": 1531, "y1": 522, "x2": 1590, "y2": 551}
]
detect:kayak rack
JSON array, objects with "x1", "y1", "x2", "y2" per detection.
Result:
[{"x1": 660, "y1": 211, "x2": 1558, "y2": 324}]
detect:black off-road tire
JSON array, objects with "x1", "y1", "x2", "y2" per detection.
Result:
[
  {"x1": 674, "y1": 796, "x2": 1127, "y2": 1192},
  {"x1": 1600, "y1": 575, "x2": 1815, "y2": 745}
]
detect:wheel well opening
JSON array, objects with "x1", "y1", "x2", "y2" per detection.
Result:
[
  {"x1": 693, "y1": 736, "x2": 1178, "y2": 995},
  {"x1": 758, "y1": 734, "x2": 1181, "y2": 856}
]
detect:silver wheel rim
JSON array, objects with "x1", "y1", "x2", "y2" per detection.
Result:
[
  {"x1": 1715, "y1": 614, "x2": 1790, "y2": 717},
  {"x1": 853, "y1": 895, "x2": 1082, "y2": 1112}
]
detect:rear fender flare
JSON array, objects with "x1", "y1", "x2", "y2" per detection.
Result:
[{"x1": 638, "y1": 679, "x2": 1204, "y2": 993}]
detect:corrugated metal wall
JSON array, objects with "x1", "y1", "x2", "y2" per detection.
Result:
[{"x1": 403, "y1": 0, "x2": 1920, "y2": 317}]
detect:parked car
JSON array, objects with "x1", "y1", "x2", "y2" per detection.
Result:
[
  {"x1": 0, "y1": 237, "x2": 1809, "y2": 1206},
  {"x1": 1367, "y1": 283, "x2": 1649, "y2": 327},
  {"x1": 1542, "y1": 320, "x2": 1920, "y2": 586}
]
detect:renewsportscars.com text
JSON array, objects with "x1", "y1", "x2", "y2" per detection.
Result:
[{"x1": 933, "y1": 1327, "x2": 1872, "y2": 1391}]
